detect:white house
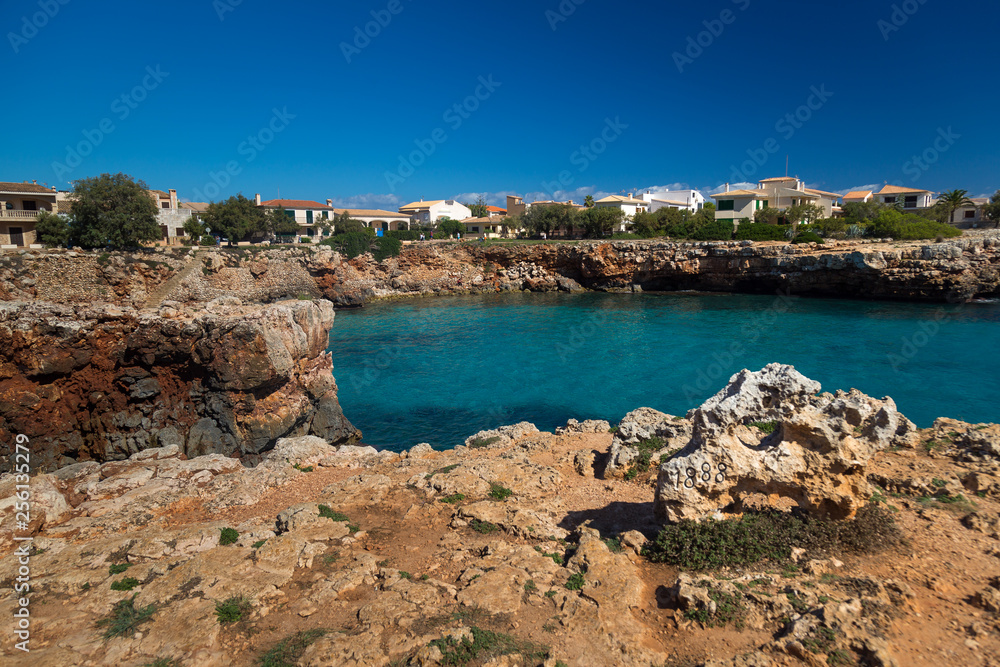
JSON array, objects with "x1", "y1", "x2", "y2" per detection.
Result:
[
  {"x1": 952, "y1": 197, "x2": 990, "y2": 226},
  {"x1": 398, "y1": 199, "x2": 472, "y2": 225},
  {"x1": 640, "y1": 189, "x2": 706, "y2": 213},
  {"x1": 0, "y1": 180, "x2": 57, "y2": 248},
  {"x1": 874, "y1": 185, "x2": 934, "y2": 210},
  {"x1": 842, "y1": 190, "x2": 874, "y2": 204},
  {"x1": 593, "y1": 195, "x2": 649, "y2": 220},
  {"x1": 330, "y1": 206, "x2": 411, "y2": 231}
]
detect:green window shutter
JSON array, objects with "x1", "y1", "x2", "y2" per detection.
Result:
[
  {"x1": 719, "y1": 200, "x2": 735, "y2": 211},
  {"x1": 307, "y1": 210, "x2": 313, "y2": 224},
  {"x1": 285, "y1": 210, "x2": 295, "y2": 220}
]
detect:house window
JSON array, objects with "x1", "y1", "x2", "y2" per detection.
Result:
[
  {"x1": 884, "y1": 196, "x2": 896, "y2": 204},
  {"x1": 22, "y1": 200, "x2": 37, "y2": 211},
  {"x1": 965, "y1": 210, "x2": 976, "y2": 219},
  {"x1": 162, "y1": 202, "x2": 170, "y2": 209},
  {"x1": 285, "y1": 210, "x2": 295, "y2": 220},
  {"x1": 718, "y1": 200, "x2": 735, "y2": 211},
  {"x1": 307, "y1": 211, "x2": 314, "y2": 224},
  {"x1": 471, "y1": 226, "x2": 480, "y2": 233},
  {"x1": 904, "y1": 196, "x2": 918, "y2": 207}
]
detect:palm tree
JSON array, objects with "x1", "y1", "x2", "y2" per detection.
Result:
[
  {"x1": 936, "y1": 189, "x2": 976, "y2": 224},
  {"x1": 584, "y1": 195, "x2": 595, "y2": 208}
]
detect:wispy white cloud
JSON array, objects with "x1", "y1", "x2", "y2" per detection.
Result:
[{"x1": 705, "y1": 182, "x2": 756, "y2": 195}]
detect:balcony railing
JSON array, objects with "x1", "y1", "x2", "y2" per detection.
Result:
[{"x1": 0, "y1": 210, "x2": 42, "y2": 220}]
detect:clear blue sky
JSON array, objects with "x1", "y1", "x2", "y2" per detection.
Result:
[{"x1": 2, "y1": 0, "x2": 997, "y2": 209}]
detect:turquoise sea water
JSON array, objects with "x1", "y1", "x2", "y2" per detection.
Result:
[{"x1": 327, "y1": 293, "x2": 1000, "y2": 451}]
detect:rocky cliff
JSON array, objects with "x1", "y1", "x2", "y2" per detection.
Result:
[{"x1": 0, "y1": 299, "x2": 358, "y2": 472}]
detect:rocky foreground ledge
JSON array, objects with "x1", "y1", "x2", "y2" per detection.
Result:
[
  {"x1": 0, "y1": 299, "x2": 359, "y2": 472},
  {"x1": 2, "y1": 366, "x2": 998, "y2": 666}
]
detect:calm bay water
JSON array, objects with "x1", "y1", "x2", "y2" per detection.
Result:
[{"x1": 327, "y1": 293, "x2": 1000, "y2": 451}]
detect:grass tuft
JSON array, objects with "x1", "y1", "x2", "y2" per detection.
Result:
[
  {"x1": 257, "y1": 629, "x2": 328, "y2": 667},
  {"x1": 96, "y1": 594, "x2": 156, "y2": 640},
  {"x1": 215, "y1": 596, "x2": 252, "y2": 624},
  {"x1": 318, "y1": 505, "x2": 349, "y2": 521},
  {"x1": 219, "y1": 527, "x2": 239, "y2": 546}
]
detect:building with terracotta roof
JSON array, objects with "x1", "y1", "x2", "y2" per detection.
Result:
[
  {"x1": 256, "y1": 194, "x2": 334, "y2": 240},
  {"x1": 398, "y1": 199, "x2": 472, "y2": 225},
  {"x1": 485, "y1": 205, "x2": 507, "y2": 218},
  {"x1": 842, "y1": 190, "x2": 874, "y2": 204},
  {"x1": 329, "y1": 204, "x2": 411, "y2": 231},
  {"x1": 874, "y1": 185, "x2": 934, "y2": 210},
  {"x1": 594, "y1": 195, "x2": 649, "y2": 226},
  {"x1": 712, "y1": 177, "x2": 843, "y2": 225},
  {"x1": 0, "y1": 180, "x2": 59, "y2": 247}
]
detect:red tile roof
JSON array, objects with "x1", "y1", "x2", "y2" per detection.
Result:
[
  {"x1": 486, "y1": 206, "x2": 507, "y2": 213},
  {"x1": 0, "y1": 181, "x2": 57, "y2": 194}
]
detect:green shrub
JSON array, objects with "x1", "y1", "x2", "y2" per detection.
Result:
[
  {"x1": 469, "y1": 436, "x2": 501, "y2": 449},
  {"x1": 642, "y1": 505, "x2": 899, "y2": 570},
  {"x1": 812, "y1": 217, "x2": 847, "y2": 236},
  {"x1": 749, "y1": 421, "x2": 778, "y2": 434},
  {"x1": 252, "y1": 540, "x2": 267, "y2": 549},
  {"x1": 683, "y1": 585, "x2": 746, "y2": 628},
  {"x1": 734, "y1": 223, "x2": 790, "y2": 242},
  {"x1": 868, "y1": 210, "x2": 962, "y2": 240},
  {"x1": 565, "y1": 572, "x2": 585, "y2": 590},
  {"x1": 299, "y1": 237, "x2": 312, "y2": 244},
  {"x1": 257, "y1": 629, "x2": 329, "y2": 666},
  {"x1": 372, "y1": 235, "x2": 402, "y2": 262},
  {"x1": 440, "y1": 493, "x2": 466, "y2": 504},
  {"x1": 96, "y1": 594, "x2": 156, "y2": 640},
  {"x1": 321, "y1": 231, "x2": 374, "y2": 259},
  {"x1": 488, "y1": 483, "x2": 514, "y2": 501},
  {"x1": 470, "y1": 519, "x2": 499, "y2": 534},
  {"x1": 318, "y1": 505, "x2": 349, "y2": 521},
  {"x1": 690, "y1": 220, "x2": 734, "y2": 241},
  {"x1": 214, "y1": 596, "x2": 251, "y2": 624},
  {"x1": 428, "y1": 626, "x2": 549, "y2": 665},
  {"x1": 110, "y1": 577, "x2": 141, "y2": 592},
  {"x1": 219, "y1": 528, "x2": 239, "y2": 545},
  {"x1": 792, "y1": 231, "x2": 825, "y2": 244},
  {"x1": 387, "y1": 229, "x2": 422, "y2": 241},
  {"x1": 109, "y1": 563, "x2": 132, "y2": 575}
]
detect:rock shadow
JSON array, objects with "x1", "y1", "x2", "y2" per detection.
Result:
[{"x1": 558, "y1": 501, "x2": 660, "y2": 538}]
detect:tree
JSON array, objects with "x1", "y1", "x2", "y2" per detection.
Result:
[
  {"x1": 202, "y1": 194, "x2": 267, "y2": 246},
  {"x1": 984, "y1": 190, "x2": 1000, "y2": 229},
  {"x1": 584, "y1": 195, "x2": 595, "y2": 208},
  {"x1": 936, "y1": 189, "x2": 976, "y2": 224},
  {"x1": 35, "y1": 211, "x2": 71, "y2": 248},
  {"x1": 267, "y1": 207, "x2": 300, "y2": 241},
  {"x1": 753, "y1": 206, "x2": 784, "y2": 225},
  {"x1": 579, "y1": 206, "x2": 623, "y2": 238},
  {"x1": 182, "y1": 216, "x2": 207, "y2": 245},
  {"x1": 841, "y1": 200, "x2": 886, "y2": 223},
  {"x1": 437, "y1": 217, "x2": 465, "y2": 237},
  {"x1": 333, "y1": 213, "x2": 367, "y2": 235},
  {"x1": 785, "y1": 203, "x2": 824, "y2": 235},
  {"x1": 467, "y1": 195, "x2": 489, "y2": 218},
  {"x1": 630, "y1": 210, "x2": 660, "y2": 238},
  {"x1": 521, "y1": 204, "x2": 578, "y2": 237},
  {"x1": 69, "y1": 173, "x2": 160, "y2": 249}
]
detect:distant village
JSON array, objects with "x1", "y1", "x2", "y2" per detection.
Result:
[{"x1": 0, "y1": 176, "x2": 995, "y2": 249}]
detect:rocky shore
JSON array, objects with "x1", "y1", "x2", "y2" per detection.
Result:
[
  {"x1": 0, "y1": 299, "x2": 358, "y2": 473},
  {"x1": 1, "y1": 365, "x2": 998, "y2": 666}
]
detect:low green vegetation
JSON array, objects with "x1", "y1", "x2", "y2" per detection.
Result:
[
  {"x1": 96, "y1": 594, "x2": 156, "y2": 640},
  {"x1": 252, "y1": 540, "x2": 267, "y2": 549},
  {"x1": 749, "y1": 421, "x2": 778, "y2": 434},
  {"x1": 293, "y1": 463, "x2": 314, "y2": 472},
  {"x1": 534, "y1": 546, "x2": 564, "y2": 566},
  {"x1": 603, "y1": 537, "x2": 623, "y2": 554},
  {"x1": 791, "y1": 231, "x2": 824, "y2": 244},
  {"x1": 488, "y1": 483, "x2": 514, "y2": 501},
  {"x1": 257, "y1": 629, "x2": 328, "y2": 667},
  {"x1": 440, "y1": 493, "x2": 466, "y2": 504},
  {"x1": 683, "y1": 583, "x2": 746, "y2": 628},
  {"x1": 642, "y1": 505, "x2": 900, "y2": 570},
  {"x1": 427, "y1": 626, "x2": 550, "y2": 666},
  {"x1": 214, "y1": 596, "x2": 252, "y2": 624},
  {"x1": 470, "y1": 519, "x2": 499, "y2": 534},
  {"x1": 624, "y1": 436, "x2": 667, "y2": 481},
  {"x1": 219, "y1": 528, "x2": 239, "y2": 546},
  {"x1": 110, "y1": 577, "x2": 141, "y2": 592},
  {"x1": 143, "y1": 658, "x2": 182, "y2": 667},
  {"x1": 468, "y1": 436, "x2": 501, "y2": 449},
  {"x1": 565, "y1": 572, "x2": 585, "y2": 591},
  {"x1": 108, "y1": 563, "x2": 132, "y2": 575},
  {"x1": 318, "y1": 505, "x2": 350, "y2": 521}
]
